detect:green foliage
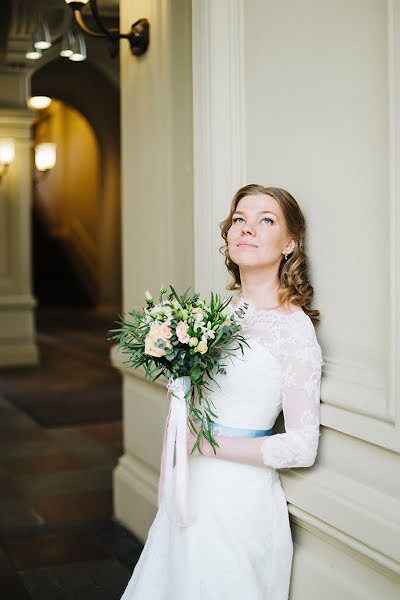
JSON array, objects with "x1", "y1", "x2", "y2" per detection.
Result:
[{"x1": 107, "y1": 284, "x2": 250, "y2": 453}]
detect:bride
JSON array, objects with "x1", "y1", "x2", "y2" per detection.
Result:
[{"x1": 120, "y1": 183, "x2": 324, "y2": 600}]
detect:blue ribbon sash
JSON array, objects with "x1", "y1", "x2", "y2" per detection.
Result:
[{"x1": 209, "y1": 420, "x2": 273, "y2": 438}]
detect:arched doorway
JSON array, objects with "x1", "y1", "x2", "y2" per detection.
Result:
[
  {"x1": 30, "y1": 58, "x2": 121, "y2": 312},
  {"x1": 32, "y1": 99, "x2": 101, "y2": 306}
]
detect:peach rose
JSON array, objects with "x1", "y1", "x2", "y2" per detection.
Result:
[
  {"x1": 159, "y1": 321, "x2": 172, "y2": 339},
  {"x1": 176, "y1": 321, "x2": 190, "y2": 344},
  {"x1": 144, "y1": 324, "x2": 172, "y2": 357}
]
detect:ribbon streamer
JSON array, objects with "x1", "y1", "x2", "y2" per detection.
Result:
[{"x1": 158, "y1": 376, "x2": 197, "y2": 527}]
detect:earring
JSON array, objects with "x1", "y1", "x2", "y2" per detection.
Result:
[{"x1": 284, "y1": 254, "x2": 288, "y2": 260}]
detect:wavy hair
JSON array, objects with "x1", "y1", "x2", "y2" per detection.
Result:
[{"x1": 219, "y1": 184, "x2": 320, "y2": 323}]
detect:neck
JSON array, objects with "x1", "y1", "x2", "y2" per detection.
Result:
[{"x1": 239, "y1": 274, "x2": 281, "y2": 311}]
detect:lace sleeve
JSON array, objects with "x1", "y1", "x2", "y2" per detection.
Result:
[
  {"x1": 260, "y1": 313, "x2": 324, "y2": 468},
  {"x1": 186, "y1": 312, "x2": 324, "y2": 470}
]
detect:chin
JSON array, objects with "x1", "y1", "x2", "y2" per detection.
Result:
[{"x1": 231, "y1": 255, "x2": 258, "y2": 266}]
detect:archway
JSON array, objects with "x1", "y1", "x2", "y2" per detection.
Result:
[
  {"x1": 32, "y1": 99, "x2": 101, "y2": 306},
  {"x1": 31, "y1": 58, "x2": 121, "y2": 312}
]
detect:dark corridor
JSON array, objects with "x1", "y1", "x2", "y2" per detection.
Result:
[{"x1": 32, "y1": 207, "x2": 94, "y2": 308}]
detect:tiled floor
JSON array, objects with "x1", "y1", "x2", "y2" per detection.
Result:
[{"x1": 0, "y1": 308, "x2": 143, "y2": 599}]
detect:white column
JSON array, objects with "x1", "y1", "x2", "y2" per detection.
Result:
[
  {"x1": 192, "y1": 0, "x2": 247, "y2": 296},
  {"x1": 0, "y1": 106, "x2": 39, "y2": 367},
  {"x1": 113, "y1": 0, "x2": 193, "y2": 541}
]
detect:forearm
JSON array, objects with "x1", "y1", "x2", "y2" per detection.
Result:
[
  {"x1": 187, "y1": 427, "x2": 265, "y2": 466},
  {"x1": 186, "y1": 424, "x2": 320, "y2": 469},
  {"x1": 259, "y1": 429, "x2": 320, "y2": 468}
]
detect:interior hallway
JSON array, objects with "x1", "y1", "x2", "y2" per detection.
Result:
[{"x1": 0, "y1": 308, "x2": 142, "y2": 599}]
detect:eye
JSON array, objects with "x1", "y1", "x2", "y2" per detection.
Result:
[{"x1": 232, "y1": 216, "x2": 273, "y2": 225}]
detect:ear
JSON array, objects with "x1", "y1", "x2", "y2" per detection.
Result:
[{"x1": 284, "y1": 238, "x2": 295, "y2": 255}]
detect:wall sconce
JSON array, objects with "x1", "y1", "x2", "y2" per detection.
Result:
[
  {"x1": 0, "y1": 138, "x2": 15, "y2": 184},
  {"x1": 28, "y1": 96, "x2": 52, "y2": 110},
  {"x1": 64, "y1": 0, "x2": 149, "y2": 58},
  {"x1": 35, "y1": 143, "x2": 57, "y2": 175}
]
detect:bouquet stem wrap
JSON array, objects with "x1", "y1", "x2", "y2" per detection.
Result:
[{"x1": 158, "y1": 375, "x2": 197, "y2": 527}]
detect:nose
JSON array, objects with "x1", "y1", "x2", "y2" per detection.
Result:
[{"x1": 241, "y1": 222, "x2": 255, "y2": 235}]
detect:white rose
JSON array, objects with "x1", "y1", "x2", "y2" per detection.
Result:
[{"x1": 195, "y1": 340, "x2": 208, "y2": 354}]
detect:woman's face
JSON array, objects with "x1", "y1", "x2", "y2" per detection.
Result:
[{"x1": 227, "y1": 193, "x2": 295, "y2": 269}]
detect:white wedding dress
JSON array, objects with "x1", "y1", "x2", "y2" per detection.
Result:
[{"x1": 120, "y1": 293, "x2": 324, "y2": 600}]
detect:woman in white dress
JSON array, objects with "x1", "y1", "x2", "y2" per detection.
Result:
[{"x1": 120, "y1": 184, "x2": 324, "y2": 600}]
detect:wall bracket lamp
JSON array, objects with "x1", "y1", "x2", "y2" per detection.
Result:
[
  {"x1": 0, "y1": 139, "x2": 15, "y2": 184},
  {"x1": 34, "y1": 143, "x2": 57, "y2": 179},
  {"x1": 64, "y1": 0, "x2": 149, "y2": 58}
]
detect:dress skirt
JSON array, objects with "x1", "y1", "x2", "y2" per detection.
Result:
[{"x1": 120, "y1": 454, "x2": 293, "y2": 600}]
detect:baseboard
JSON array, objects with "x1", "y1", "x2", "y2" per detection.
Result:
[
  {"x1": 0, "y1": 341, "x2": 40, "y2": 367},
  {"x1": 113, "y1": 453, "x2": 159, "y2": 544}
]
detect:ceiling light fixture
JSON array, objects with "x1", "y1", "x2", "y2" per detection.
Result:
[
  {"x1": 34, "y1": 20, "x2": 52, "y2": 50},
  {"x1": 69, "y1": 30, "x2": 87, "y2": 62},
  {"x1": 60, "y1": 30, "x2": 75, "y2": 57},
  {"x1": 64, "y1": 0, "x2": 149, "y2": 58},
  {"x1": 25, "y1": 35, "x2": 42, "y2": 60}
]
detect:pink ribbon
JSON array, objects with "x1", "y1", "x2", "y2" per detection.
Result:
[{"x1": 158, "y1": 376, "x2": 197, "y2": 527}]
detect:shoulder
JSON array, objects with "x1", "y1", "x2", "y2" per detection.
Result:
[
  {"x1": 278, "y1": 309, "x2": 324, "y2": 366},
  {"x1": 279, "y1": 305, "x2": 314, "y2": 327},
  {"x1": 279, "y1": 309, "x2": 316, "y2": 342},
  {"x1": 277, "y1": 301, "x2": 303, "y2": 314}
]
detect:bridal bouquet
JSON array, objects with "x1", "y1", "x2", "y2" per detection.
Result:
[
  {"x1": 108, "y1": 285, "x2": 249, "y2": 527},
  {"x1": 107, "y1": 285, "x2": 249, "y2": 454}
]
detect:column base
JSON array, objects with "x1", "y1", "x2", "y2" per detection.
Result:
[
  {"x1": 0, "y1": 341, "x2": 39, "y2": 367},
  {"x1": 113, "y1": 453, "x2": 159, "y2": 544},
  {"x1": 0, "y1": 294, "x2": 39, "y2": 367}
]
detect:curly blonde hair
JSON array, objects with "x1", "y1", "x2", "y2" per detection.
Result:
[{"x1": 219, "y1": 184, "x2": 320, "y2": 323}]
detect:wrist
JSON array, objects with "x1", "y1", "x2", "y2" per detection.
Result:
[
  {"x1": 186, "y1": 423, "x2": 217, "y2": 457},
  {"x1": 199, "y1": 436, "x2": 216, "y2": 457}
]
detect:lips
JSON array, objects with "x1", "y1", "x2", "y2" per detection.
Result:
[{"x1": 237, "y1": 243, "x2": 257, "y2": 247}]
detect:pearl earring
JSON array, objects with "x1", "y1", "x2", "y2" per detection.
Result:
[{"x1": 284, "y1": 254, "x2": 288, "y2": 260}]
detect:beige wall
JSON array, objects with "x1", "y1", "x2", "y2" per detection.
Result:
[
  {"x1": 192, "y1": 0, "x2": 400, "y2": 597},
  {"x1": 244, "y1": 0, "x2": 388, "y2": 369},
  {"x1": 113, "y1": 0, "x2": 193, "y2": 540}
]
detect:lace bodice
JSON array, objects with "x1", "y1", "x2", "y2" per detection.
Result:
[{"x1": 192, "y1": 293, "x2": 324, "y2": 470}]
